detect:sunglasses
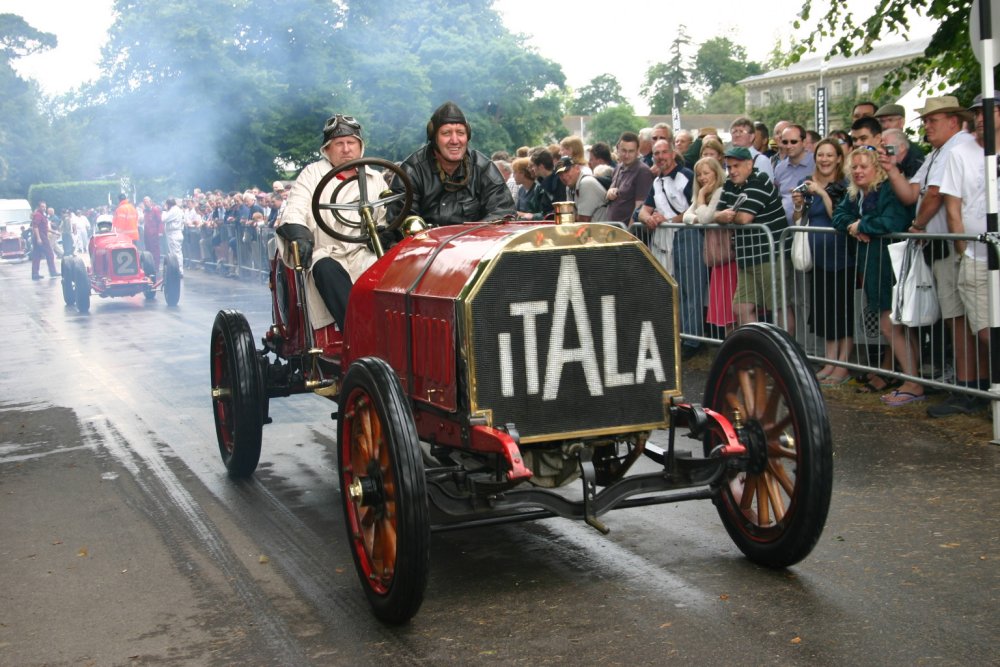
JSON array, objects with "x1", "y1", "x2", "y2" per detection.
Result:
[{"x1": 781, "y1": 139, "x2": 801, "y2": 145}]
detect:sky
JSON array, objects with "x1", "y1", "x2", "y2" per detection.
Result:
[{"x1": 6, "y1": 0, "x2": 937, "y2": 114}]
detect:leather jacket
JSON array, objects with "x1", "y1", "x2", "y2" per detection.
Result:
[{"x1": 389, "y1": 144, "x2": 514, "y2": 226}]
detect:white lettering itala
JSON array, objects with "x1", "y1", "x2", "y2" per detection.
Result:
[{"x1": 543, "y1": 256, "x2": 603, "y2": 400}]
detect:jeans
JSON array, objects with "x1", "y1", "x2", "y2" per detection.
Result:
[{"x1": 674, "y1": 227, "x2": 708, "y2": 347}]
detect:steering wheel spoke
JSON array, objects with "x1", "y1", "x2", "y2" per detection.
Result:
[{"x1": 310, "y1": 158, "x2": 413, "y2": 244}]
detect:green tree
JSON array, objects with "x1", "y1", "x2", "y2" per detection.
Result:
[
  {"x1": 569, "y1": 74, "x2": 627, "y2": 116},
  {"x1": 641, "y1": 25, "x2": 692, "y2": 113},
  {"x1": 0, "y1": 14, "x2": 61, "y2": 198},
  {"x1": 694, "y1": 37, "x2": 762, "y2": 94},
  {"x1": 702, "y1": 82, "x2": 746, "y2": 114},
  {"x1": 792, "y1": 0, "x2": 990, "y2": 102},
  {"x1": 23, "y1": 0, "x2": 567, "y2": 193},
  {"x1": 586, "y1": 104, "x2": 642, "y2": 145}
]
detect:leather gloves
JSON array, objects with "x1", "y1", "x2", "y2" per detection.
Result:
[{"x1": 275, "y1": 224, "x2": 314, "y2": 268}]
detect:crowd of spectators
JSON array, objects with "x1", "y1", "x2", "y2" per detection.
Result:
[{"x1": 35, "y1": 95, "x2": 994, "y2": 418}]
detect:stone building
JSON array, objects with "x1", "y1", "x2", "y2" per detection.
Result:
[{"x1": 738, "y1": 37, "x2": 931, "y2": 113}]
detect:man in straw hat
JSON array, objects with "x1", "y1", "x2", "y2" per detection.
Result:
[{"x1": 881, "y1": 95, "x2": 978, "y2": 410}]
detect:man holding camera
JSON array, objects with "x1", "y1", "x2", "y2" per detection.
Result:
[{"x1": 773, "y1": 124, "x2": 815, "y2": 223}]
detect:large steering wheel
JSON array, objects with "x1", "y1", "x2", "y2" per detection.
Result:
[{"x1": 310, "y1": 157, "x2": 413, "y2": 244}]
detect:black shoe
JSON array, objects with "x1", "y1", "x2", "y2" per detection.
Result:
[{"x1": 927, "y1": 393, "x2": 988, "y2": 418}]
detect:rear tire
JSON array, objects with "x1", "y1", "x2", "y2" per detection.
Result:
[
  {"x1": 702, "y1": 323, "x2": 832, "y2": 568},
  {"x1": 164, "y1": 254, "x2": 181, "y2": 306},
  {"x1": 210, "y1": 310, "x2": 264, "y2": 477}
]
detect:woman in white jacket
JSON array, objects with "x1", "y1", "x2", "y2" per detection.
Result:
[{"x1": 682, "y1": 157, "x2": 734, "y2": 335}]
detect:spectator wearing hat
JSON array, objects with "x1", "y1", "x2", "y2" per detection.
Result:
[
  {"x1": 388, "y1": 101, "x2": 514, "y2": 228},
  {"x1": 554, "y1": 156, "x2": 608, "y2": 222},
  {"x1": 714, "y1": 146, "x2": 793, "y2": 333},
  {"x1": 925, "y1": 93, "x2": 999, "y2": 416},
  {"x1": 883, "y1": 95, "x2": 977, "y2": 407},
  {"x1": 876, "y1": 102, "x2": 927, "y2": 168}
]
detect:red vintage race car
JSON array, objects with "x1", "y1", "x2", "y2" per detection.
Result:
[
  {"x1": 209, "y1": 158, "x2": 833, "y2": 625},
  {"x1": 61, "y1": 221, "x2": 181, "y2": 313},
  {"x1": 0, "y1": 224, "x2": 29, "y2": 261}
]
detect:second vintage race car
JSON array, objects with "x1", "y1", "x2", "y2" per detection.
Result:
[
  {"x1": 62, "y1": 220, "x2": 181, "y2": 313},
  {"x1": 209, "y1": 158, "x2": 834, "y2": 624}
]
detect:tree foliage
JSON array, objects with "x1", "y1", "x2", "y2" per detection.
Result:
[
  {"x1": 2, "y1": 0, "x2": 567, "y2": 195},
  {"x1": 570, "y1": 74, "x2": 626, "y2": 116},
  {"x1": 641, "y1": 26, "x2": 692, "y2": 113},
  {"x1": 0, "y1": 15, "x2": 61, "y2": 198},
  {"x1": 586, "y1": 104, "x2": 642, "y2": 146},
  {"x1": 693, "y1": 37, "x2": 762, "y2": 94},
  {"x1": 791, "y1": 0, "x2": 993, "y2": 103}
]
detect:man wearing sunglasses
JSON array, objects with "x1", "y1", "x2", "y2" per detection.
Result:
[
  {"x1": 388, "y1": 101, "x2": 514, "y2": 227},
  {"x1": 275, "y1": 113, "x2": 389, "y2": 332},
  {"x1": 774, "y1": 124, "x2": 815, "y2": 222}
]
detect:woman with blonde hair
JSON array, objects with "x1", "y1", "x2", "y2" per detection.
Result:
[
  {"x1": 559, "y1": 135, "x2": 588, "y2": 166},
  {"x1": 683, "y1": 157, "x2": 735, "y2": 335},
  {"x1": 791, "y1": 138, "x2": 851, "y2": 385},
  {"x1": 832, "y1": 146, "x2": 918, "y2": 405}
]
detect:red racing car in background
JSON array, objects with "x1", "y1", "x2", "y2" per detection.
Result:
[
  {"x1": 209, "y1": 158, "x2": 834, "y2": 624},
  {"x1": 61, "y1": 220, "x2": 181, "y2": 313}
]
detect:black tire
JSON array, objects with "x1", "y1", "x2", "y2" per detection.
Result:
[
  {"x1": 702, "y1": 322, "x2": 833, "y2": 568},
  {"x1": 60, "y1": 257, "x2": 75, "y2": 305},
  {"x1": 74, "y1": 258, "x2": 90, "y2": 314},
  {"x1": 338, "y1": 357, "x2": 429, "y2": 624},
  {"x1": 164, "y1": 254, "x2": 181, "y2": 306},
  {"x1": 140, "y1": 250, "x2": 156, "y2": 278},
  {"x1": 210, "y1": 310, "x2": 264, "y2": 477}
]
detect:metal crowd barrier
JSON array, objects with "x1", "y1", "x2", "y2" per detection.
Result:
[
  {"x1": 181, "y1": 223, "x2": 272, "y2": 282},
  {"x1": 633, "y1": 220, "x2": 1000, "y2": 437}
]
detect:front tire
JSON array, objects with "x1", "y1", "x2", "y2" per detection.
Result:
[
  {"x1": 339, "y1": 357, "x2": 429, "y2": 624},
  {"x1": 210, "y1": 310, "x2": 264, "y2": 477},
  {"x1": 703, "y1": 323, "x2": 832, "y2": 568},
  {"x1": 164, "y1": 254, "x2": 181, "y2": 306}
]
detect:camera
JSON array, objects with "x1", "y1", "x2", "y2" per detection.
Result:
[
  {"x1": 792, "y1": 183, "x2": 811, "y2": 195},
  {"x1": 885, "y1": 144, "x2": 897, "y2": 156}
]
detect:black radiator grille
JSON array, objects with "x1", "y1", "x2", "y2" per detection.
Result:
[{"x1": 469, "y1": 243, "x2": 677, "y2": 441}]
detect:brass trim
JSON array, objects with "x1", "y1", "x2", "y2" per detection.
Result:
[{"x1": 454, "y1": 224, "x2": 683, "y2": 443}]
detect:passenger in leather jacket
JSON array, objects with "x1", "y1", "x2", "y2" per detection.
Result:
[{"x1": 388, "y1": 101, "x2": 514, "y2": 227}]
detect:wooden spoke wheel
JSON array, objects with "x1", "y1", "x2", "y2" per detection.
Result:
[
  {"x1": 703, "y1": 323, "x2": 833, "y2": 568},
  {"x1": 338, "y1": 357, "x2": 428, "y2": 624}
]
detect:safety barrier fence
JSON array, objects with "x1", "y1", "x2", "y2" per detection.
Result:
[
  {"x1": 638, "y1": 220, "x2": 1000, "y2": 434},
  {"x1": 178, "y1": 218, "x2": 1000, "y2": 435}
]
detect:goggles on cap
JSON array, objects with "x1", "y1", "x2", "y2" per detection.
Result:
[{"x1": 323, "y1": 114, "x2": 362, "y2": 140}]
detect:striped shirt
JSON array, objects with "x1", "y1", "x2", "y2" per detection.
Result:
[{"x1": 717, "y1": 170, "x2": 788, "y2": 265}]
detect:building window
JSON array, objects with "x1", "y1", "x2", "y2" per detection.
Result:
[
  {"x1": 831, "y1": 79, "x2": 842, "y2": 97},
  {"x1": 761, "y1": 90, "x2": 771, "y2": 106},
  {"x1": 783, "y1": 86, "x2": 793, "y2": 102},
  {"x1": 806, "y1": 83, "x2": 816, "y2": 100},
  {"x1": 857, "y1": 75, "x2": 870, "y2": 94}
]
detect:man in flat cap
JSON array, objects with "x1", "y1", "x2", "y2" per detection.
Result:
[
  {"x1": 389, "y1": 101, "x2": 514, "y2": 227},
  {"x1": 876, "y1": 102, "x2": 925, "y2": 170}
]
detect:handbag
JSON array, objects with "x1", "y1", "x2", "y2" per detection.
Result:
[
  {"x1": 703, "y1": 228, "x2": 733, "y2": 267},
  {"x1": 791, "y1": 217, "x2": 812, "y2": 271},
  {"x1": 889, "y1": 239, "x2": 940, "y2": 327}
]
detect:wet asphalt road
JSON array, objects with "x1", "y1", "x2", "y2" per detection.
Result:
[{"x1": 1, "y1": 258, "x2": 998, "y2": 666}]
